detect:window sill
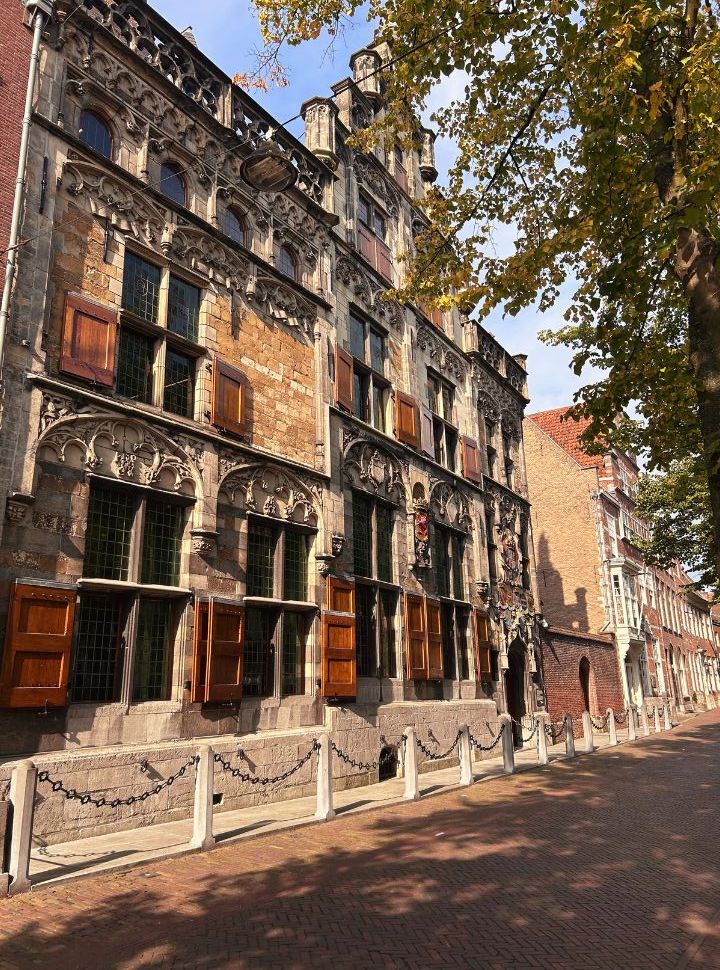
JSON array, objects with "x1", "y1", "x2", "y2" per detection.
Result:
[
  {"x1": 77, "y1": 579, "x2": 192, "y2": 598},
  {"x1": 243, "y1": 597, "x2": 319, "y2": 612}
]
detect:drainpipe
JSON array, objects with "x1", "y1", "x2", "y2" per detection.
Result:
[{"x1": 0, "y1": 0, "x2": 53, "y2": 388}]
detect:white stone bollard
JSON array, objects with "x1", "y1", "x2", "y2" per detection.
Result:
[
  {"x1": 564, "y1": 715, "x2": 576, "y2": 758},
  {"x1": 663, "y1": 705, "x2": 672, "y2": 731},
  {"x1": 499, "y1": 714, "x2": 515, "y2": 774},
  {"x1": 190, "y1": 745, "x2": 215, "y2": 850},
  {"x1": 607, "y1": 708, "x2": 618, "y2": 746},
  {"x1": 628, "y1": 707, "x2": 637, "y2": 742},
  {"x1": 653, "y1": 706, "x2": 661, "y2": 733},
  {"x1": 458, "y1": 724, "x2": 473, "y2": 787},
  {"x1": 581, "y1": 711, "x2": 594, "y2": 753},
  {"x1": 640, "y1": 706, "x2": 650, "y2": 737},
  {"x1": 8, "y1": 760, "x2": 38, "y2": 896},
  {"x1": 403, "y1": 726, "x2": 420, "y2": 801},
  {"x1": 315, "y1": 734, "x2": 335, "y2": 821},
  {"x1": 535, "y1": 714, "x2": 549, "y2": 766}
]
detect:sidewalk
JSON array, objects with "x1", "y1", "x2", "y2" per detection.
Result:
[{"x1": 26, "y1": 725, "x2": 632, "y2": 889}]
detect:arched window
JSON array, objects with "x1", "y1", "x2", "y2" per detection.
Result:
[
  {"x1": 79, "y1": 110, "x2": 113, "y2": 159},
  {"x1": 278, "y1": 245, "x2": 298, "y2": 282},
  {"x1": 223, "y1": 209, "x2": 247, "y2": 246},
  {"x1": 159, "y1": 162, "x2": 186, "y2": 206}
]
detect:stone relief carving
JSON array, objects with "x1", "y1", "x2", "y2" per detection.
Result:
[
  {"x1": 245, "y1": 275, "x2": 316, "y2": 338},
  {"x1": 353, "y1": 155, "x2": 400, "y2": 217},
  {"x1": 429, "y1": 477, "x2": 473, "y2": 530},
  {"x1": 219, "y1": 463, "x2": 321, "y2": 525},
  {"x1": 416, "y1": 324, "x2": 467, "y2": 381},
  {"x1": 477, "y1": 330, "x2": 503, "y2": 371},
  {"x1": 501, "y1": 413, "x2": 521, "y2": 441},
  {"x1": 335, "y1": 255, "x2": 404, "y2": 330},
  {"x1": 476, "y1": 390, "x2": 500, "y2": 423},
  {"x1": 36, "y1": 397, "x2": 201, "y2": 495},
  {"x1": 343, "y1": 440, "x2": 406, "y2": 504}
]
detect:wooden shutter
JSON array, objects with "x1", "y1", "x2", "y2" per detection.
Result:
[
  {"x1": 375, "y1": 240, "x2": 394, "y2": 283},
  {"x1": 322, "y1": 577, "x2": 356, "y2": 698},
  {"x1": 191, "y1": 600, "x2": 209, "y2": 703},
  {"x1": 206, "y1": 602, "x2": 244, "y2": 703},
  {"x1": 461, "y1": 436, "x2": 483, "y2": 483},
  {"x1": 394, "y1": 163, "x2": 409, "y2": 194},
  {"x1": 358, "y1": 223, "x2": 376, "y2": 266},
  {"x1": 0, "y1": 583, "x2": 76, "y2": 709},
  {"x1": 473, "y1": 609, "x2": 493, "y2": 682},
  {"x1": 335, "y1": 345, "x2": 354, "y2": 411},
  {"x1": 60, "y1": 292, "x2": 117, "y2": 386},
  {"x1": 421, "y1": 404, "x2": 435, "y2": 458},
  {"x1": 212, "y1": 359, "x2": 246, "y2": 435},
  {"x1": 395, "y1": 391, "x2": 420, "y2": 447},
  {"x1": 425, "y1": 598, "x2": 444, "y2": 680},
  {"x1": 405, "y1": 593, "x2": 428, "y2": 679}
]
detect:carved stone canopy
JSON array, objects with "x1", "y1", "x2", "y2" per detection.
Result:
[
  {"x1": 353, "y1": 154, "x2": 400, "y2": 217},
  {"x1": 429, "y1": 477, "x2": 472, "y2": 530},
  {"x1": 343, "y1": 440, "x2": 406, "y2": 504},
  {"x1": 335, "y1": 255, "x2": 404, "y2": 330},
  {"x1": 416, "y1": 324, "x2": 467, "y2": 382},
  {"x1": 36, "y1": 398, "x2": 202, "y2": 496},
  {"x1": 219, "y1": 463, "x2": 321, "y2": 526},
  {"x1": 245, "y1": 274, "x2": 316, "y2": 338}
]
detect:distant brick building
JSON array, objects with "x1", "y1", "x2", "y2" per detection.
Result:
[
  {"x1": 525, "y1": 406, "x2": 719, "y2": 714},
  {"x1": 0, "y1": 1, "x2": 32, "y2": 253},
  {"x1": 540, "y1": 626, "x2": 624, "y2": 723},
  {"x1": 0, "y1": 0, "x2": 543, "y2": 840}
]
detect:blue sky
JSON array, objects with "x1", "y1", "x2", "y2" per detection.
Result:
[{"x1": 154, "y1": 0, "x2": 592, "y2": 414}]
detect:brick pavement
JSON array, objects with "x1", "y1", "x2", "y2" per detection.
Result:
[{"x1": 1, "y1": 710, "x2": 719, "y2": 970}]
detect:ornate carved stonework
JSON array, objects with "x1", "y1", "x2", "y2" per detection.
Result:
[
  {"x1": 220, "y1": 463, "x2": 320, "y2": 525},
  {"x1": 246, "y1": 275, "x2": 316, "y2": 338},
  {"x1": 353, "y1": 155, "x2": 400, "y2": 217},
  {"x1": 343, "y1": 440, "x2": 406, "y2": 504},
  {"x1": 412, "y1": 500, "x2": 431, "y2": 570},
  {"x1": 477, "y1": 330, "x2": 503, "y2": 371},
  {"x1": 476, "y1": 390, "x2": 500, "y2": 423},
  {"x1": 190, "y1": 528, "x2": 218, "y2": 556},
  {"x1": 416, "y1": 325, "x2": 467, "y2": 381},
  {"x1": 36, "y1": 399, "x2": 201, "y2": 495},
  {"x1": 429, "y1": 478, "x2": 472, "y2": 530},
  {"x1": 5, "y1": 493, "x2": 35, "y2": 524},
  {"x1": 335, "y1": 255, "x2": 404, "y2": 330}
]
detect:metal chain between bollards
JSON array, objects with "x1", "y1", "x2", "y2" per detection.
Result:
[
  {"x1": 36, "y1": 756, "x2": 199, "y2": 809},
  {"x1": 468, "y1": 724, "x2": 504, "y2": 752},
  {"x1": 510, "y1": 716, "x2": 539, "y2": 742},
  {"x1": 614, "y1": 709, "x2": 629, "y2": 724},
  {"x1": 545, "y1": 719, "x2": 566, "y2": 743},
  {"x1": 415, "y1": 730, "x2": 462, "y2": 761},
  {"x1": 589, "y1": 712, "x2": 610, "y2": 731},
  {"x1": 214, "y1": 742, "x2": 319, "y2": 787},
  {"x1": 330, "y1": 735, "x2": 402, "y2": 772}
]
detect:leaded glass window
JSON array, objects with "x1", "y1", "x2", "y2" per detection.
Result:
[
  {"x1": 282, "y1": 612, "x2": 305, "y2": 695},
  {"x1": 132, "y1": 600, "x2": 171, "y2": 701},
  {"x1": 376, "y1": 503, "x2": 393, "y2": 583},
  {"x1": 168, "y1": 276, "x2": 200, "y2": 342},
  {"x1": 356, "y1": 584, "x2": 375, "y2": 677},
  {"x1": 159, "y1": 162, "x2": 186, "y2": 206},
  {"x1": 247, "y1": 522, "x2": 277, "y2": 597},
  {"x1": 79, "y1": 110, "x2": 112, "y2": 158},
  {"x1": 141, "y1": 498, "x2": 182, "y2": 586},
  {"x1": 122, "y1": 253, "x2": 161, "y2": 324},
  {"x1": 435, "y1": 528, "x2": 450, "y2": 598},
  {"x1": 243, "y1": 607, "x2": 274, "y2": 697},
  {"x1": 441, "y1": 602, "x2": 457, "y2": 679},
  {"x1": 116, "y1": 328, "x2": 153, "y2": 403},
  {"x1": 72, "y1": 594, "x2": 121, "y2": 702},
  {"x1": 84, "y1": 486, "x2": 136, "y2": 581},
  {"x1": 223, "y1": 209, "x2": 246, "y2": 245},
  {"x1": 353, "y1": 493, "x2": 372, "y2": 577},
  {"x1": 278, "y1": 246, "x2": 298, "y2": 281},
  {"x1": 164, "y1": 350, "x2": 194, "y2": 418},
  {"x1": 283, "y1": 529, "x2": 308, "y2": 601},
  {"x1": 452, "y1": 535, "x2": 464, "y2": 601}
]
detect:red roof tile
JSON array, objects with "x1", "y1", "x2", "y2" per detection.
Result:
[{"x1": 528, "y1": 406, "x2": 605, "y2": 469}]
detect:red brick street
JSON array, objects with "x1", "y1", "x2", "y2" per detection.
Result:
[{"x1": 2, "y1": 710, "x2": 719, "y2": 970}]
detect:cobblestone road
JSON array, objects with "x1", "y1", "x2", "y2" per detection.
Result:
[{"x1": 2, "y1": 710, "x2": 719, "y2": 970}]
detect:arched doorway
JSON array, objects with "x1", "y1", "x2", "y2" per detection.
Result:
[
  {"x1": 579, "y1": 656, "x2": 591, "y2": 711},
  {"x1": 504, "y1": 639, "x2": 526, "y2": 747}
]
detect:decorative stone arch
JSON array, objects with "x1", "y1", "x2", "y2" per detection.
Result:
[
  {"x1": 501, "y1": 411, "x2": 522, "y2": 441},
  {"x1": 342, "y1": 438, "x2": 407, "y2": 507},
  {"x1": 218, "y1": 462, "x2": 322, "y2": 529},
  {"x1": 429, "y1": 477, "x2": 473, "y2": 532},
  {"x1": 476, "y1": 389, "x2": 500, "y2": 423}
]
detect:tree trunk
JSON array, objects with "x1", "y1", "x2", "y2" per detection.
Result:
[{"x1": 680, "y1": 229, "x2": 720, "y2": 585}]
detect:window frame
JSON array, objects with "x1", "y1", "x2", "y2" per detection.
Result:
[
  {"x1": 432, "y1": 521, "x2": 471, "y2": 681},
  {"x1": 78, "y1": 108, "x2": 114, "y2": 159},
  {"x1": 426, "y1": 369, "x2": 458, "y2": 472},
  {"x1": 345, "y1": 312, "x2": 391, "y2": 433},
  {"x1": 159, "y1": 161, "x2": 187, "y2": 207},
  {"x1": 222, "y1": 207, "x2": 248, "y2": 247},
  {"x1": 278, "y1": 244, "x2": 300, "y2": 282}
]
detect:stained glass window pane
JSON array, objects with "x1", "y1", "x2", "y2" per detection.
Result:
[
  {"x1": 116, "y1": 328, "x2": 153, "y2": 403},
  {"x1": 243, "y1": 607, "x2": 274, "y2": 696},
  {"x1": 132, "y1": 600, "x2": 171, "y2": 701},
  {"x1": 376, "y1": 503, "x2": 393, "y2": 583},
  {"x1": 281, "y1": 612, "x2": 305, "y2": 696},
  {"x1": 164, "y1": 351, "x2": 194, "y2": 418},
  {"x1": 247, "y1": 522, "x2": 277, "y2": 597},
  {"x1": 168, "y1": 276, "x2": 200, "y2": 342},
  {"x1": 283, "y1": 528, "x2": 308, "y2": 601},
  {"x1": 122, "y1": 252, "x2": 161, "y2": 323},
  {"x1": 353, "y1": 492, "x2": 372, "y2": 577},
  {"x1": 72, "y1": 594, "x2": 121, "y2": 702},
  {"x1": 141, "y1": 498, "x2": 182, "y2": 586},
  {"x1": 84, "y1": 486, "x2": 135, "y2": 580},
  {"x1": 79, "y1": 110, "x2": 112, "y2": 158}
]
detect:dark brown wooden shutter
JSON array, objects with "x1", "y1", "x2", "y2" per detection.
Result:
[
  {"x1": 212, "y1": 359, "x2": 246, "y2": 435},
  {"x1": 60, "y1": 292, "x2": 117, "y2": 386},
  {"x1": 191, "y1": 600, "x2": 209, "y2": 704},
  {"x1": 376, "y1": 240, "x2": 394, "y2": 283},
  {"x1": 421, "y1": 404, "x2": 435, "y2": 458},
  {"x1": 335, "y1": 345, "x2": 354, "y2": 411},
  {"x1": 461, "y1": 436, "x2": 483, "y2": 483},
  {"x1": 425, "y1": 598, "x2": 444, "y2": 680},
  {"x1": 206, "y1": 602, "x2": 244, "y2": 703},
  {"x1": 0, "y1": 583, "x2": 76, "y2": 709},
  {"x1": 395, "y1": 391, "x2": 420, "y2": 447},
  {"x1": 405, "y1": 593, "x2": 428, "y2": 679},
  {"x1": 473, "y1": 609, "x2": 493, "y2": 681},
  {"x1": 358, "y1": 223, "x2": 376, "y2": 266},
  {"x1": 322, "y1": 577, "x2": 356, "y2": 698},
  {"x1": 394, "y1": 163, "x2": 409, "y2": 194}
]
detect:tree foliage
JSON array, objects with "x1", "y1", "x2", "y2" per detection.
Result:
[{"x1": 250, "y1": 0, "x2": 720, "y2": 583}]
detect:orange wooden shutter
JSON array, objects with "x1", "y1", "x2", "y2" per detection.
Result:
[
  {"x1": 335, "y1": 345, "x2": 354, "y2": 411},
  {"x1": 394, "y1": 163, "x2": 409, "y2": 194},
  {"x1": 0, "y1": 583, "x2": 76, "y2": 709},
  {"x1": 421, "y1": 404, "x2": 435, "y2": 458},
  {"x1": 212, "y1": 360, "x2": 246, "y2": 435},
  {"x1": 425, "y1": 598, "x2": 444, "y2": 680},
  {"x1": 60, "y1": 292, "x2": 117, "y2": 386},
  {"x1": 473, "y1": 609, "x2": 493, "y2": 681},
  {"x1": 461, "y1": 436, "x2": 483, "y2": 483},
  {"x1": 375, "y1": 240, "x2": 394, "y2": 283},
  {"x1": 358, "y1": 223, "x2": 376, "y2": 266},
  {"x1": 191, "y1": 600, "x2": 209, "y2": 703},
  {"x1": 322, "y1": 577, "x2": 356, "y2": 698},
  {"x1": 206, "y1": 602, "x2": 244, "y2": 703},
  {"x1": 405, "y1": 593, "x2": 428, "y2": 679},
  {"x1": 395, "y1": 391, "x2": 420, "y2": 447}
]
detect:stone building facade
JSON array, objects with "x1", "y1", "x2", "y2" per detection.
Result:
[
  {"x1": 0, "y1": 0, "x2": 541, "y2": 836},
  {"x1": 525, "y1": 406, "x2": 719, "y2": 714},
  {"x1": 0, "y1": 1, "x2": 33, "y2": 255}
]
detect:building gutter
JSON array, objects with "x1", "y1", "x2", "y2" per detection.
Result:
[{"x1": 0, "y1": 0, "x2": 53, "y2": 393}]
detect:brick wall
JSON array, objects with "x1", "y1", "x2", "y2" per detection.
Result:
[
  {"x1": 541, "y1": 626, "x2": 624, "y2": 721},
  {"x1": 0, "y1": 2, "x2": 30, "y2": 252}
]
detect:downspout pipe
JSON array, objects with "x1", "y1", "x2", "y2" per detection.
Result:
[{"x1": 0, "y1": 0, "x2": 53, "y2": 390}]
